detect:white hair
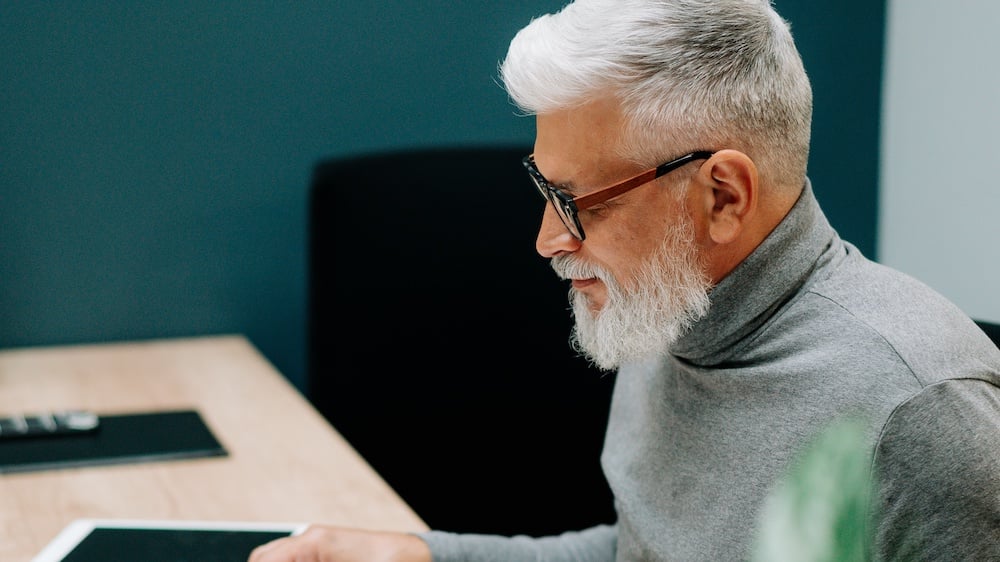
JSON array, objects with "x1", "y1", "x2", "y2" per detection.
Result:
[{"x1": 500, "y1": 0, "x2": 813, "y2": 191}]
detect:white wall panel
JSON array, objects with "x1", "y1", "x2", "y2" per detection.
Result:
[{"x1": 880, "y1": 0, "x2": 1000, "y2": 323}]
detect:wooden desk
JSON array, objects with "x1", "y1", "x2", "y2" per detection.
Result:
[{"x1": 0, "y1": 335, "x2": 427, "y2": 562}]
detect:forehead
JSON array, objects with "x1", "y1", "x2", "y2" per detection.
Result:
[{"x1": 533, "y1": 97, "x2": 633, "y2": 188}]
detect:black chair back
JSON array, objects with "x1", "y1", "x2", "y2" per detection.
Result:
[
  {"x1": 308, "y1": 145, "x2": 616, "y2": 536},
  {"x1": 975, "y1": 320, "x2": 1000, "y2": 348}
]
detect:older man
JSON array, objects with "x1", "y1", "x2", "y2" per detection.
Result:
[{"x1": 250, "y1": 1, "x2": 1000, "y2": 560}]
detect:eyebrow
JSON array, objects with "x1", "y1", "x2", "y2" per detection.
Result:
[
  {"x1": 531, "y1": 156, "x2": 580, "y2": 194},
  {"x1": 555, "y1": 180, "x2": 580, "y2": 194}
]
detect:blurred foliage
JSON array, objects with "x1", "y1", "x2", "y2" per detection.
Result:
[{"x1": 751, "y1": 417, "x2": 876, "y2": 562}]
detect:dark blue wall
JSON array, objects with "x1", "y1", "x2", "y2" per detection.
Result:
[
  {"x1": 776, "y1": 1, "x2": 884, "y2": 258},
  {"x1": 0, "y1": 1, "x2": 883, "y2": 390}
]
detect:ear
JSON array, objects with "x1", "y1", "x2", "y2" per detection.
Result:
[{"x1": 693, "y1": 149, "x2": 758, "y2": 245}]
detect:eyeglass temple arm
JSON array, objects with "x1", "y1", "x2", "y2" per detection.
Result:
[
  {"x1": 573, "y1": 151, "x2": 714, "y2": 209},
  {"x1": 573, "y1": 169, "x2": 658, "y2": 209}
]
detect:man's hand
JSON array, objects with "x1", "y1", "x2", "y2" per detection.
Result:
[{"x1": 247, "y1": 525, "x2": 433, "y2": 562}]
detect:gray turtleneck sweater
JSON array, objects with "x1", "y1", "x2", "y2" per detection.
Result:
[{"x1": 420, "y1": 183, "x2": 1000, "y2": 561}]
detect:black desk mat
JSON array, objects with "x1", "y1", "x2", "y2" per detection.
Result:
[{"x1": 0, "y1": 409, "x2": 227, "y2": 474}]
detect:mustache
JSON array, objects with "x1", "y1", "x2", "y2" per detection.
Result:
[{"x1": 551, "y1": 255, "x2": 607, "y2": 282}]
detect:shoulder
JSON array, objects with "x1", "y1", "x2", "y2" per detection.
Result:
[
  {"x1": 872, "y1": 378, "x2": 1000, "y2": 561},
  {"x1": 802, "y1": 249, "x2": 1000, "y2": 385},
  {"x1": 875, "y1": 378, "x2": 1000, "y2": 472}
]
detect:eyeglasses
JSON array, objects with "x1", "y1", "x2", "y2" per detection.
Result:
[{"x1": 522, "y1": 151, "x2": 714, "y2": 241}]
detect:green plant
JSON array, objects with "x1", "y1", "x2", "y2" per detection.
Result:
[{"x1": 751, "y1": 418, "x2": 875, "y2": 562}]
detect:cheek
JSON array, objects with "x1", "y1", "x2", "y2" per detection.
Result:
[
  {"x1": 587, "y1": 193, "x2": 689, "y2": 287},
  {"x1": 608, "y1": 203, "x2": 702, "y2": 288},
  {"x1": 618, "y1": 204, "x2": 676, "y2": 253},
  {"x1": 592, "y1": 236, "x2": 651, "y2": 292}
]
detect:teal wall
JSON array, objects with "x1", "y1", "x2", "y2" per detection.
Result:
[{"x1": 0, "y1": 2, "x2": 884, "y2": 390}]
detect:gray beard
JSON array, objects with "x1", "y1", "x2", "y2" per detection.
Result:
[{"x1": 551, "y1": 218, "x2": 712, "y2": 372}]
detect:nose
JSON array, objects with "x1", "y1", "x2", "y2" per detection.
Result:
[{"x1": 535, "y1": 204, "x2": 582, "y2": 258}]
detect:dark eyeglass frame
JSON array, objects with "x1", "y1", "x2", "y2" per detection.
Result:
[{"x1": 522, "y1": 151, "x2": 715, "y2": 240}]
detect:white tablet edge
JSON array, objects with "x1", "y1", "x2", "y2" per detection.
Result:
[{"x1": 32, "y1": 518, "x2": 308, "y2": 562}]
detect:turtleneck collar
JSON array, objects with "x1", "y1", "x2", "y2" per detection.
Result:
[{"x1": 668, "y1": 180, "x2": 842, "y2": 364}]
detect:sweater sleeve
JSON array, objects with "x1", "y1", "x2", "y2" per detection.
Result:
[
  {"x1": 872, "y1": 377, "x2": 1000, "y2": 561},
  {"x1": 417, "y1": 523, "x2": 617, "y2": 562}
]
